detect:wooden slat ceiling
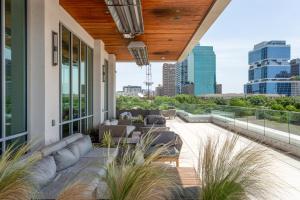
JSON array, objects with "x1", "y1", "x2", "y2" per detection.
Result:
[{"x1": 59, "y1": 0, "x2": 215, "y2": 61}]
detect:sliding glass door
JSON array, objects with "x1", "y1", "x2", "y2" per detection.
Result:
[
  {"x1": 59, "y1": 25, "x2": 93, "y2": 138},
  {"x1": 0, "y1": 0, "x2": 27, "y2": 154}
]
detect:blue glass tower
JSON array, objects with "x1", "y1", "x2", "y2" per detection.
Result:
[
  {"x1": 176, "y1": 44, "x2": 216, "y2": 95},
  {"x1": 190, "y1": 45, "x2": 216, "y2": 95},
  {"x1": 244, "y1": 41, "x2": 300, "y2": 96}
]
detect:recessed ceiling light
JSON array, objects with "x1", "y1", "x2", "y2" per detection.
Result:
[{"x1": 161, "y1": 57, "x2": 166, "y2": 60}]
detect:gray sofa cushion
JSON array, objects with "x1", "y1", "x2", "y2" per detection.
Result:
[
  {"x1": 29, "y1": 156, "x2": 57, "y2": 189},
  {"x1": 62, "y1": 133, "x2": 83, "y2": 145},
  {"x1": 67, "y1": 142, "x2": 81, "y2": 159},
  {"x1": 146, "y1": 115, "x2": 166, "y2": 125},
  {"x1": 38, "y1": 156, "x2": 112, "y2": 199},
  {"x1": 40, "y1": 140, "x2": 67, "y2": 157},
  {"x1": 71, "y1": 135, "x2": 93, "y2": 156},
  {"x1": 53, "y1": 148, "x2": 79, "y2": 171}
]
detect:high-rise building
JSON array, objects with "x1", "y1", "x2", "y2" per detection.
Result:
[
  {"x1": 216, "y1": 84, "x2": 222, "y2": 94},
  {"x1": 175, "y1": 44, "x2": 217, "y2": 95},
  {"x1": 155, "y1": 84, "x2": 164, "y2": 96},
  {"x1": 291, "y1": 58, "x2": 300, "y2": 77},
  {"x1": 162, "y1": 63, "x2": 176, "y2": 96},
  {"x1": 176, "y1": 60, "x2": 189, "y2": 94},
  {"x1": 188, "y1": 45, "x2": 216, "y2": 95},
  {"x1": 244, "y1": 41, "x2": 300, "y2": 96}
]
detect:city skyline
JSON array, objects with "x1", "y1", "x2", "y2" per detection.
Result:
[{"x1": 116, "y1": 0, "x2": 300, "y2": 93}]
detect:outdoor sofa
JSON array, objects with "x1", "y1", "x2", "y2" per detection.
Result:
[{"x1": 28, "y1": 133, "x2": 117, "y2": 199}]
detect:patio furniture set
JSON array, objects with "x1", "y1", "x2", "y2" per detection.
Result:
[{"x1": 26, "y1": 109, "x2": 182, "y2": 199}]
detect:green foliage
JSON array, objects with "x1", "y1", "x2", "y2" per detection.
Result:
[
  {"x1": 270, "y1": 104, "x2": 285, "y2": 111},
  {"x1": 0, "y1": 143, "x2": 40, "y2": 200},
  {"x1": 103, "y1": 132, "x2": 180, "y2": 200},
  {"x1": 101, "y1": 131, "x2": 115, "y2": 148},
  {"x1": 213, "y1": 98, "x2": 227, "y2": 105},
  {"x1": 199, "y1": 136, "x2": 272, "y2": 200},
  {"x1": 229, "y1": 98, "x2": 248, "y2": 107},
  {"x1": 117, "y1": 95, "x2": 300, "y2": 113},
  {"x1": 285, "y1": 105, "x2": 297, "y2": 112},
  {"x1": 246, "y1": 95, "x2": 268, "y2": 106}
]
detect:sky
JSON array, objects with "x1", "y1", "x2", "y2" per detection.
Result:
[{"x1": 116, "y1": 0, "x2": 300, "y2": 93}]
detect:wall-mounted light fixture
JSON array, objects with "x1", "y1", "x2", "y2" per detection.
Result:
[{"x1": 52, "y1": 31, "x2": 58, "y2": 66}]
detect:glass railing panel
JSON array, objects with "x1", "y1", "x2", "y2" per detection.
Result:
[
  {"x1": 246, "y1": 109, "x2": 265, "y2": 135},
  {"x1": 289, "y1": 112, "x2": 300, "y2": 147},
  {"x1": 263, "y1": 110, "x2": 289, "y2": 143}
]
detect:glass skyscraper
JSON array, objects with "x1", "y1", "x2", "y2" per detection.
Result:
[
  {"x1": 244, "y1": 41, "x2": 300, "y2": 96},
  {"x1": 176, "y1": 44, "x2": 216, "y2": 95},
  {"x1": 191, "y1": 45, "x2": 216, "y2": 95}
]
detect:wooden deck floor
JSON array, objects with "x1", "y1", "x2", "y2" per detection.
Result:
[{"x1": 169, "y1": 167, "x2": 200, "y2": 200}]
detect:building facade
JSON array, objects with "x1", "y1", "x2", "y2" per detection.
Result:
[
  {"x1": 188, "y1": 45, "x2": 216, "y2": 96},
  {"x1": 176, "y1": 60, "x2": 189, "y2": 94},
  {"x1": 216, "y1": 84, "x2": 222, "y2": 94},
  {"x1": 244, "y1": 41, "x2": 300, "y2": 96},
  {"x1": 162, "y1": 63, "x2": 176, "y2": 96},
  {"x1": 122, "y1": 86, "x2": 142, "y2": 97},
  {"x1": 0, "y1": 0, "x2": 117, "y2": 152},
  {"x1": 175, "y1": 44, "x2": 216, "y2": 95},
  {"x1": 155, "y1": 85, "x2": 164, "y2": 96},
  {"x1": 291, "y1": 59, "x2": 300, "y2": 77}
]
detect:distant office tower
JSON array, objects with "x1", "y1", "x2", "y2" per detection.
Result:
[
  {"x1": 291, "y1": 58, "x2": 300, "y2": 77},
  {"x1": 175, "y1": 44, "x2": 217, "y2": 95},
  {"x1": 244, "y1": 41, "x2": 300, "y2": 96},
  {"x1": 155, "y1": 84, "x2": 164, "y2": 96},
  {"x1": 216, "y1": 84, "x2": 222, "y2": 94},
  {"x1": 188, "y1": 45, "x2": 216, "y2": 95},
  {"x1": 162, "y1": 63, "x2": 176, "y2": 96},
  {"x1": 123, "y1": 85, "x2": 142, "y2": 96},
  {"x1": 176, "y1": 59, "x2": 189, "y2": 94}
]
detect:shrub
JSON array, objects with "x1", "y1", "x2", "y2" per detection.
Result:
[
  {"x1": 270, "y1": 104, "x2": 284, "y2": 111},
  {"x1": 229, "y1": 98, "x2": 248, "y2": 107},
  {"x1": 285, "y1": 105, "x2": 297, "y2": 112},
  {"x1": 198, "y1": 135, "x2": 273, "y2": 200}
]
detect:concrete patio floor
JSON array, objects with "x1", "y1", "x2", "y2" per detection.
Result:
[{"x1": 167, "y1": 118, "x2": 300, "y2": 200}]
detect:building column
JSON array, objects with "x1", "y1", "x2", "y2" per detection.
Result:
[
  {"x1": 108, "y1": 54, "x2": 116, "y2": 119},
  {"x1": 93, "y1": 40, "x2": 105, "y2": 126}
]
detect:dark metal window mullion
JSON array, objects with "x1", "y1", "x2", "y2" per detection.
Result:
[
  {"x1": 78, "y1": 40, "x2": 81, "y2": 132},
  {"x1": 70, "y1": 32, "x2": 73, "y2": 135},
  {"x1": 1, "y1": 0, "x2": 4, "y2": 152}
]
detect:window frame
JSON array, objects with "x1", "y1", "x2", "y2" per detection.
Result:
[
  {"x1": 0, "y1": 0, "x2": 28, "y2": 152},
  {"x1": 59, "y1": 24, "x2": 93, "y2": 138}
]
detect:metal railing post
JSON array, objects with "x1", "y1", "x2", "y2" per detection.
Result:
[
  {"x1": 288, "y1": 111, "x2": 291, "y2": 144},
  {"x1": 263, "y1": 109, "x2": 266, "y2": 136}
]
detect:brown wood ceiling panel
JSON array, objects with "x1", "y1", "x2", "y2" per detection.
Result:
[{"x1": 59, "y1": 0, "x2": 215, "y2": 61}]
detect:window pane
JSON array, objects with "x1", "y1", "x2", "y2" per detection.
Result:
[
  {"x1": 80, "y1": 43, "x2": 87, "y2": 117},
  {"x1": 5, "y1": 0, "x2": 27, "y2": 136},
  {"x1": 87, "y1": 47, "x2": 93, "y2": 115},
  {"x1": 61, "y1": 27, "x2": 71, "y2": 121},
  {"x1": 81, "y1": 119, "x2": 87, "y2": 134},
  {"x1": 72, "y1": 36, "x2": 80, "y2": 119},
  {"x1": 62, "y1": 123, "x2": 70, "y2": 138},
  {"x1": 88, "y1": 117, "x2": 93, "y2": 130},
  {"x1": 73, "y1": 120, "x2": 80, "y2": 134},
  {"x1": 5, "y1": 135, "x2": 27, "y2": 150}
]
